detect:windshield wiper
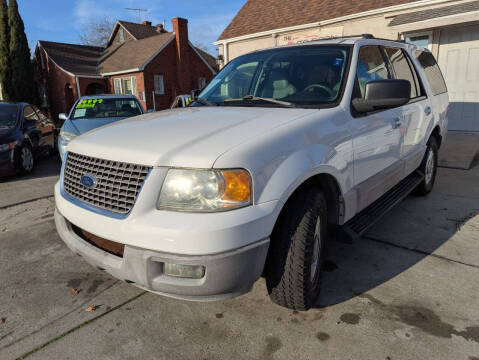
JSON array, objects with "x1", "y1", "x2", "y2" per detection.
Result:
[
  {"x1": 194, "y1": 98, "x2": 218, "y2": 106},
  {"x1": 223, "y1": 95, "x2": 296, "y2": 108}
]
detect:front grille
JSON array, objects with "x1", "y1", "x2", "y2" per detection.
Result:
[{"x1": 63, "y1": 152, "x2": 151, "y2": 215}]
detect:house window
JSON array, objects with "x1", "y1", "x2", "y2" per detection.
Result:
[
  {"x1": 119, "y1": 28, "x2": 125, "y2": 43},
  {"x1": 154, "y1": 75, "x2": 165, "y2": 95},
  {"x1": 198, "y1": 77, "x2": 207, "y2": 90},
  {"x1": 113, "y1": 76, "x2": 137, "y2": 96},
  {"x1": 404, "y1": 32, "x2": 433, "y2": 50}
]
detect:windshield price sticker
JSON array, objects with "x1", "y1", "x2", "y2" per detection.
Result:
[{"x1": 76, "y1": 99, "x2": 104, "y2": 109}]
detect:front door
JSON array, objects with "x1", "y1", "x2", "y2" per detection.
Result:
[{"x1": 350, "y1": 45, "x2": 403, "y2": 210}]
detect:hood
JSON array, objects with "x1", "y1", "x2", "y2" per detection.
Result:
[
  {"x1": 67, "y1": 106, "x2": 316, "y2": 168},
  {"x1": 62, "y1": 117, "x2": 128, "y2": 136}
]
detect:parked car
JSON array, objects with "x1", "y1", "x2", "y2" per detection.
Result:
[
  {"x1": 58, "y1": 95, "x2": 145, "y2": 161},
  {"x1": 54, "y1": 36, "x2": 449, "y2": 310},
  {"x1": 170, "y1": 95, "x2": 192, "y2": 109},
  {"x1": 0, "y1": 102, "x2": 55, "y2": 175}
]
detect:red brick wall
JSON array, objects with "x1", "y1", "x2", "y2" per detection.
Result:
[
  {"x1": 34, "y1": 48, "x2": 78, "y2": 123},
  {"x1": 141, "y1": 35, "x2": 216, "y2": 111}
]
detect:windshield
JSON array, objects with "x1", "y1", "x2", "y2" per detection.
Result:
[
  {"x1": 0, "y1": 104, "x2": 18, "y2": 129},
  {"x1": 198, "y1": 45, "x2": 351, "y2": 108},
  {"x1": 71, "y1": 98, "x2": 143, "y2": 120}
]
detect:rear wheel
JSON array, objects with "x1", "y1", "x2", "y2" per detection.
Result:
[
  {"x1": 415, "y1": 136, "x2": 438, "y2": 196},
  {"x1": 265, "y1": 185, "x2": 328, "y2": 311}
]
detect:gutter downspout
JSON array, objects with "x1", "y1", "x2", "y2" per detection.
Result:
[{"x1": 75, "y1": 76, "x2": 81, "y2": 99}]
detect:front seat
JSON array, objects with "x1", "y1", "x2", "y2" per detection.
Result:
[{"x1": 263, "y1": 70, "x2": 296, "y2": 99}]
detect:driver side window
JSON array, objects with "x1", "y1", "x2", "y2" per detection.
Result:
[{"x1": 356, "y1": 46, "x2": 393, "y2": 98}]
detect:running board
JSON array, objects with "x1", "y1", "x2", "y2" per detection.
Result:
[{"x1": 343, "y1": 170, "x2": 424, "y2": 239}]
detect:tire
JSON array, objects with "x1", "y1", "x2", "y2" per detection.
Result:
[
  {"x1": 17, "y1": 145, "x2": 35, "y2": 174},
  {"x1": 265, "y1": 185, "x2": 328, "y2": 311},
  {"x1": 415, "y1": 136, "x2": 438, "y2": 196}
]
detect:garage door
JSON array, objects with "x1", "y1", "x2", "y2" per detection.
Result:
[{"x1": 438, "y1": 24, "x2": 479, "y2": 132}]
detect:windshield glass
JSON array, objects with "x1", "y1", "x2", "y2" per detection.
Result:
[
  {"x1": 198, "y1": 45, "x2": 351, "y2": 108},
  {"x1": 71, "y1": 98, "x2": 143, "y2": 120},
  {"x1": 0, "y1": 104, "x2": 18, "y2": 129}
]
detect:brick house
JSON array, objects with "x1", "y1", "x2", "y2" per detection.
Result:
[
  {"x1": 216, "y1": 0, "x2": 479, "y2": 132},
  {"x1": 34, "y1": 18, "x2": 217, "y2": 121}
]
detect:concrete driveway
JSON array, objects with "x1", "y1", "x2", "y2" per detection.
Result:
[
  {"x1": 0, "y1": 154, "x2": 478, "y2": 359},
  {"x1": 0, "y1": 155, "x2": 61, "y2": 209}
]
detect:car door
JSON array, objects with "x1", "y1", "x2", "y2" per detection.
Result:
[
  {"x1": 382, "y1": 46, "x2": 431, "y2": 176},
  {"x1": 350, "y1": 45, "x2": 404, "y2": 210},
  {"x1": 33, "y1": 105, "x2": 55, "y2": 150},
  {"x1": 23, "y1": 105, "x2": 42, "y2": 151}
]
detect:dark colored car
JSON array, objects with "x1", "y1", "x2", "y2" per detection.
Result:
[{"x1": 0, "y1": 102, "x2": 55, "y2": 175}]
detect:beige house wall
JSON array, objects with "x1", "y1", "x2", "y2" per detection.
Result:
[{"x1": 217, "y1": 0, "x2": 479, "y2": 66}]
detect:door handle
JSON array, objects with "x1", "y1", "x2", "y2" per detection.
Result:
[
  {"x1": 392, "y1": 117, "x2": 402, "y2": 129},
  {"x1": 424, "y1": 106, "x2": 432, "y2": 116}
]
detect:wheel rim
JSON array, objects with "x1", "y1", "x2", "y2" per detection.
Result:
[
  {"x1": 21, "y1": 147, "x2": 33, "y2": 171},
  {"x1": 310, "y1": 216, "x2": 322, "y2": 282},
  {"x1": 425, "y1": 148, "x2": 435, "y2": 184}
]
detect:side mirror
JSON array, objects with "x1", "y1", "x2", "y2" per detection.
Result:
[
  {"x1": 58, "y1": 113, "x2": 67, "y2": 120},
  {"x1": 352, "y1": 80, "x2": 411, "y2": 113},
  {"x1": 191, "y1": 89, "x2": 201, "y2": 100}
]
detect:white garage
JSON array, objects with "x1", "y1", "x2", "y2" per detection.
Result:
[{"x1": 437, "y1": 24, "x2": 479, "y2": 131}]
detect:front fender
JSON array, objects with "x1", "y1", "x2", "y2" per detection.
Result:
[{"x1": 257, "y1": 145, "x2": 349, "y2": 205}]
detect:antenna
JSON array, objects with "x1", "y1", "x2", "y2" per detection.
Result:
[{"x1": 124, "y1": 8, "x2": 148, "y2": 23}]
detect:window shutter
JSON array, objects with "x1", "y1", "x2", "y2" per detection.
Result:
[
  {"x1": 114, "y1": 78, "x2": 122, "y2": 94},
  {"x1": 131, "y1": 76, "x2": 137, "y2": 96}
]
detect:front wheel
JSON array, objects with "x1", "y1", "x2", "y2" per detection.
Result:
[
  {"x1": 415, "y1": 136, "x2": 438, "y2": 196},
  {"x1": 265, "y1": 185, "x2": 328, "y2": 311},
  {"x1": 17, "y1": 145, "x2": 35, "y2": 174}
]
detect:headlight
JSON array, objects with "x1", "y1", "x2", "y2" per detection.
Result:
[
  {"x1": 158, "y1": 169, "x2": 252, "y2": 212},
  {"x1": 59, "y1": 131, "x2": 77, "y2": 144},
  {"x1": 0, "y1": 141, "x2": 17, "y2": 152}
]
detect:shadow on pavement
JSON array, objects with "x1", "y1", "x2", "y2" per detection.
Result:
[
  {"x1": 0, "y1": 153, "x2": 61, "y2": 183},
  {"x1": 317, "y1": 166, "x2": 479, "y2": 308}
]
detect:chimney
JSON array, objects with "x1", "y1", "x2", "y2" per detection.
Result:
[
  {"x1": 156, "y1": 23, "x2": 164, "y2": 33},
  {"x1": 172, "y1": 17, "x2": 190, "y2": 93},
  {"x1": 142, "y1": 20, "x2": 152, "y2": 26}
]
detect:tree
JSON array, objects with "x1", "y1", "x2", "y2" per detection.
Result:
[
  {"x1": 0, "y1": 0, "x2": 12, "y2": 100},
  {"x1": 8, "y1": 0, "x2": 35, "y2": 103},
  {"x1": 79, "y1": 16, "x2": 115, "y2": 47}
]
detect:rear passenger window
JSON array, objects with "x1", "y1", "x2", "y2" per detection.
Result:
[
  {"x1": 383, "y1": 47, "x2": 422, "y2": 99},
  {"x1": 414, "y1": 50, "x2": 447, "y2": 96},
  {"x1": 356, "y1": 46, "x2": 393, "y2": 98}
]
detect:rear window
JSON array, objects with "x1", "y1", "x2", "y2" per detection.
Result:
[
  {"x1": 71, "y1": 98, "x2": 143, "y2": 120},
  {"x1": 414, "y1": 51, "x2": 447, "y2": 96}
]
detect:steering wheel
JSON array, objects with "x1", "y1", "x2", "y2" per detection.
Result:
[{"x1": 303, "y1": 84, "x2": 334, "y2": 98}]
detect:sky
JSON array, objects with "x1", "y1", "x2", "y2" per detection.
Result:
[{"x1": 19, "y1": 0, "x2": 247, "y2": 54}]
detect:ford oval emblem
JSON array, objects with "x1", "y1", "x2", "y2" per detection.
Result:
[{"x1": 80, "y1": 174, "x2": 97, "y2": 188}]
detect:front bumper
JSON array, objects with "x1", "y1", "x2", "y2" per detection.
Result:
[{"x1": 55, "y1": 209, "x2": 270, "y2": 301}]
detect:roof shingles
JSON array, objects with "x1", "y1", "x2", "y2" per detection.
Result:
[
  {"x1": 39, "y1": 41, "x2": 104, "y2": 76},
  {"x1": 218, "y1": 0, "x2": 420, "y2": 41},
  {"x1": 98, "y1": 33, "x2": 175, "y2": 74}
]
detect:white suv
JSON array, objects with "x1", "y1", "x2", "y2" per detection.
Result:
[{"x1": 55, "y1": 36, "x2": 449, "y2": 311}]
